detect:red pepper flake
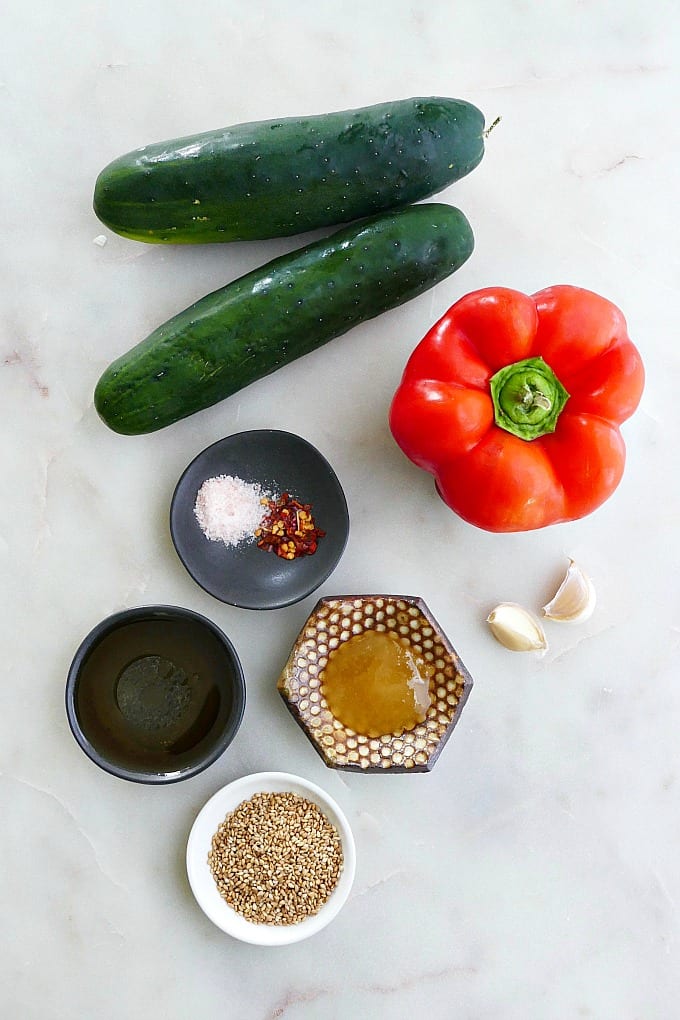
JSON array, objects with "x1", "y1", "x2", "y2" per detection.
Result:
[{"x1": 254, "y1": 493, "x2": 325, "y2": 560}]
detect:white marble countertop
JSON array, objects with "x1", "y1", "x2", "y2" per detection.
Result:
[{"x1": 3, "y1": 2, "x2": 679, "y2": 1017}]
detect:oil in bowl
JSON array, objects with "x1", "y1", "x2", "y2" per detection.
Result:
[{"x1": 66, "y1": 606, "x2": 245, "y2": 784}]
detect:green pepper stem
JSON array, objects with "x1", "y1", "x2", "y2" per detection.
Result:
[
  {"x1": 520, "y1": 384, "x2": 551, "y2": 411},
  {"x1": 489, "y1": 356, "x2": 569, "y2": 441}
]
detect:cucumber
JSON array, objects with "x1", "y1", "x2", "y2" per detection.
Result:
[
  {"x1": 93, "y1": 97, "x2": 484, "y2": 243},
  {"x1": 95, "y1": 203, "x2": 474, "y2": 435}
]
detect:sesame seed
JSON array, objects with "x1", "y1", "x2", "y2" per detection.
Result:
[{"x1": 207, "y1": 792, "x2": 344, "y2": 926}]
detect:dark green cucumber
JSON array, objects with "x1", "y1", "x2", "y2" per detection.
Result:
[
  {"x1": 94, "y1": 203, "x2": 474, "y2": 434},
  {"x1": 93, "y1": 97, "x2": 484, "y2": 243}
]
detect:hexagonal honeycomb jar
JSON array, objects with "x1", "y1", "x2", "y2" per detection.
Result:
[{"x1": 277, "y1": 595, "x2": 474, "y2": 773}]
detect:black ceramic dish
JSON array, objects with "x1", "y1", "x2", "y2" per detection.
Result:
[
  {"x1": 170, "y1": 430, "x2": 350, "y2": 610},
  {"x1": 65, "y1": 606, "x2": 246, "y2": 784}
]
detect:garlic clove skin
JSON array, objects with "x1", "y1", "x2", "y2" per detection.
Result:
[
  {"x1": 486, "y1": 603, "x2": 548, "y2": 653},
  {"x1": 542, "y1": 559, "x2": 596, "y2": 623}
]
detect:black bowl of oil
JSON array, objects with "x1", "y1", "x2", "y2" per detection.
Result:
[{"x1": 65, "y1": 606, "x2": 246, "y2": 784}]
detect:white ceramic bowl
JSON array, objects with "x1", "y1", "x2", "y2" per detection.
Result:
[{"x1": 186, "y1": 771, "x2": 356, "y2": 945}]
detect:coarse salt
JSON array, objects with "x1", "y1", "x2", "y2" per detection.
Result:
[{"x1": 194, "y1": 474, "x2": 268, "y2": 547}]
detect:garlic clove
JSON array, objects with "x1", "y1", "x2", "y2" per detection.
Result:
[
  {"x1": 486, "y1": 603, "x2": 548, "y2": 653},
  {"x1": 542, "y1": 559, "x2": 596, "y2": 623}
]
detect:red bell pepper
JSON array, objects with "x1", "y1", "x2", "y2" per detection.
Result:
[{"x1": 389, "y1": 285, "x2": 645, "y2": 533}]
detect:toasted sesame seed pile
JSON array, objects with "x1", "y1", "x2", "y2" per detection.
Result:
[{"x1": 208, "y1": 791, "x2": 344, "y2": 925}]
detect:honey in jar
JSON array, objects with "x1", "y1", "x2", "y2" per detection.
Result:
[{"x1": 320, "y1": 629, "x2": 431, "y2": 737}]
